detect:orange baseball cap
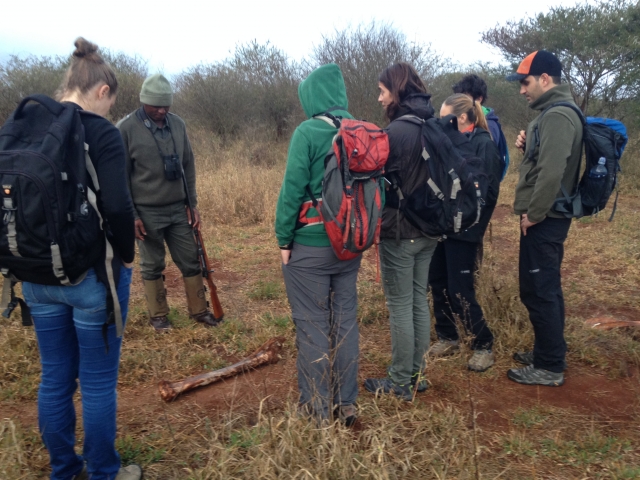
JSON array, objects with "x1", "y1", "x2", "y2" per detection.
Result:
[{"x1": 506, "y1": 50, "x2": 562, "y2": 81}]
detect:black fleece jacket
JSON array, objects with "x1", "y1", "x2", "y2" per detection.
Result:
[
  {"x1": 381, "y1": 93, "x2": 435, "y2": 240},
  {"x1": 78, "y1": 108, "x2": 136, "y2": 274}
]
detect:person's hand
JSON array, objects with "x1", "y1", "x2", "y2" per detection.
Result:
[
  {"x1": 134, "y1": 218, "x2": 146, "y2": 241},
  {"x1": 516, "y1": 130, "x2": 527, "y2": 153},
  {"x1": 123, "y1": 261, "x2": 134, "y2": 268},
  {"x1": 186, "y1": 206, "x2": 201, "y2": 229},
  {"x1": 520, "y1": 214, "x2": 537, "y2": 236},
  {"x1": 280, "y1": 249, "x2": 291, "y2": 265}
]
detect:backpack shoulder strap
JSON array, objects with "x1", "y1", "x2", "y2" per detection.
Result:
[
  {"x1": 312, "y1": 108, "x2": 343, "y2": 128},
  {"x1": 530, "y1": 101, "x2": 585, "y2": 159},
  {"x1": 394, "y1": 114, "x2": 424, "y2": 125}
]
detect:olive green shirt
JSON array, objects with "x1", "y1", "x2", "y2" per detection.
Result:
[
  {"x1": 514, "y1": 84, "x2": 583, "y2": 223},
  {"x1": 116, "y1": 108, "x2": 197, "y2": 219}
]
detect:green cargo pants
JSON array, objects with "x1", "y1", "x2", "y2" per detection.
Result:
[
  {"x1": 379, "y1": 237, "x2": 438, "y2": 385},
  {"x1": 136, "y1": 201, "x2": 201, "y2": 281}
]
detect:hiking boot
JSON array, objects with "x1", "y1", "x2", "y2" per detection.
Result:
[
  {"x1": 428, "y1": 339, "x2": 460, "y2": 357},
  {"x1": 410, "y1": 372, "x2": 428, "y2": 393},
  {"x1": 364, "y1": 377, "x2": 413, "y2": 401},
  {"x1": 513, "y1": 351, "x2": 534, "y2": 365},
  {"x1": 513, "y1": 351, "x2": 567, "y2": 371},
  {"x1": 468, "y1": 349, "x2": 495, "y2": 372},
  {"x1": 149, "y1": 316, "x2": 171, "y2": 333},
  {"x1": 507, "y1": 364, "x2": 564, "y2": 387},
  {"x1": 192, "y1": 310, "x2": 222, "y2": 327},
  {"x1": 336, "y1": 404, "x2": 357, "y2": 427},
  {"x1": 115, "y1": 464, "x2": 143, "y2": 480}
]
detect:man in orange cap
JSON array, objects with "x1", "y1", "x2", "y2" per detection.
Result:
[{"x1": 506, "y1": 50, "x2": 583, "y2": 386}]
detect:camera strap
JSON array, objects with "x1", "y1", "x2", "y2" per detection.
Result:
[{"x1": 136, "y1": 107, "x2": 178, "y2": 160}]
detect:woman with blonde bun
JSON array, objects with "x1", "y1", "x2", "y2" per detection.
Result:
[{"x1": 20, "y1": 38, "x2": 140, "y2": 480}]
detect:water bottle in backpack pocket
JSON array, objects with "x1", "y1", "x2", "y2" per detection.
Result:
[
  {"x1": 580, "y1": 157, "x2": 608, "y2": 209},
  {"x1": 535, "y1": 102, "x2": 628, "y2": 220}
]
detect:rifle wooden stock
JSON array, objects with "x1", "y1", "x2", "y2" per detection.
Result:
[
  {"x1": 194, "y1": 225, "x2": 224, "y2": 321},
  {"x1": 180, "y1": 167, "x2": 224, "y2": 321}
]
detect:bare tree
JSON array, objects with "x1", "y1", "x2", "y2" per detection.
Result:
[
  {"x1": 312, "y1": 22, "x2": 447, "y2": 125},
  {"x1": 174, "y1": 41, "x2": 302, "y2": 141}
]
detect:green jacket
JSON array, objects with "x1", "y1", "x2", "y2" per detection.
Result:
[
  {"x1": 514, "y1": 84, "x2": 583, "y2": 223},
  {"x1": 116, "y1": 109, "x2": 197, "y2": 218},
  {"x1": 275, "y1": 64, "x2": 352, "y2": 248}
]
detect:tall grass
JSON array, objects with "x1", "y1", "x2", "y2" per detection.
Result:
[{"x1": 1, "y1": 132, "x2": 639, "y2": 479}]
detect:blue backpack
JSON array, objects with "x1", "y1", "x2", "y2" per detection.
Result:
[{"x1": 532, "y1": 102, "x2": 628, "y2": 220}]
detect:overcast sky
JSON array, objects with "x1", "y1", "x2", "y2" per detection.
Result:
[{"x1": 1, "y1": 0, "x2": 583, "y2": 76}]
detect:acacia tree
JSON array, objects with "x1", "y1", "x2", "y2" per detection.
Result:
[
  {"x1": 312, "y1": 22, "x2": 446, "y2": 125},
  {"x1": 482, "y1": 0, "x2": 640, "y2": 117}
]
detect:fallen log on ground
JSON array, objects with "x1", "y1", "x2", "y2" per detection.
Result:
[{"x1": 158, "y1": 336, "x2": 285, "y2": 402}]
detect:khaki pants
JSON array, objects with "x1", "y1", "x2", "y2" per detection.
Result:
[{"x1": 136, "y1": 202, "x2": 200, "y2": 281}]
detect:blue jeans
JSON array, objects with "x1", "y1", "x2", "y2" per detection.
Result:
[{"x1": 22, "y1": 267, "x2": 133, "y2": 480}]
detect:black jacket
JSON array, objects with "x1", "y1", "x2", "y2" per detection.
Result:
[
  {"x1": 448, "y1": 127, "x2": 502, "y2": 243},
  {"x1": 381, "y1": 94, "x2": 435, "y2": 240}
]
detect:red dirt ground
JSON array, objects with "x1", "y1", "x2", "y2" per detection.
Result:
[{"x1": 5, "y1": 202, "x2": 640, "y2": 467}]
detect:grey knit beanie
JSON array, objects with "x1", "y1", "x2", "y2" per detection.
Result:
[{"x1": 140, "y1": 73, "x2": 173, "y2": 106}]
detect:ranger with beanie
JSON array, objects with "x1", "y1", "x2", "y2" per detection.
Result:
[
  {"x1": 117, "y1": 73, "x2": 220, "y2": 331},
  {"x1": 506, "y1": 50, "x2": 582, "y2": 386}
]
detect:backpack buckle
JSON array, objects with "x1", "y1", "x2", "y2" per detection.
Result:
[{"x1": 2, "y1": 194, "x2": 16, "y2": 226}]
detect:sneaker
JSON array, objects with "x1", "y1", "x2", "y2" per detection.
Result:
[
  {"x1": 364, "y1": 377, "x2": 413, "y2": 401},
  {"x1": 428, "y1": 339, "x2": 460, "y2": 357},
  {"x1": 149, "y1": 316, "x2": 171, "y2": 332},
  {"x1": 115, "y1": 464, "x2": 143, "y2": 480},
  {"x1": 410, "y1": 372, "x2": 428, "y2": 393},
  {"x1": 468, "y1": 349, "x2": 495, "y2": 372},
  {"x1": 336, "y1": 404, "x2": 357, "y2": 427},
  {"x1": 192, "y1": 311, "x2": 223, "y2": 327},
  {"x1": 513, "y1": 351, "x2": 534, "y2": 365},
  {"x1": 507, "y1": 364, "x2": 564, "y2": 387}
]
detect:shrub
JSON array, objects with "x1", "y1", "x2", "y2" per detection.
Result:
[
  {"x1": 0, "y1": 50, "x2": 147, "y2": 125},
  {"x1": 0, "y1": 55, "x2": 66, "y2": 124},
  {"x1": 173, "y1": 41, "x2": 302, "y2": 142},
  {"x1": 312, "y1": 22, "x2": 448, "y2": 126}
]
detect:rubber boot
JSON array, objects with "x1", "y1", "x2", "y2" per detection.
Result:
[
  {"x1": 143, "y1": 277, "x2": 171, "y2": 332},
  {"x1": 183, "y1": 274, "x2": 220, "y2": 327}
]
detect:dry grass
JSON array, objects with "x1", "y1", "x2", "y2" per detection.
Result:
[{"x1": 1, "y1": 134, "x2": 640, "y2": 479}]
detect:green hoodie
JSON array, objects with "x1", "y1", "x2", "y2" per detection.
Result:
[
  {"x1": 275, "y1": 64, "x2": 352, "y2": 247},
  {"x1": 514, "y1": 84, "x2": 583, "y2": 223}
]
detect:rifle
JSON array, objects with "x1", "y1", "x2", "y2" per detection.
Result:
[{"x1": 181, "y1": 173, "x2": 224, "y2": 322}]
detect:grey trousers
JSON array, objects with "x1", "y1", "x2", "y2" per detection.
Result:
[
  {"x1": 281, "y1": 243, "x2": 361, "y2": 420},
  {"x1": 136, "y1": 202, "x2": 201, "y2": 280},
  {"x1": 379, "y1": 237, "x2": 438, "y2": 385}
]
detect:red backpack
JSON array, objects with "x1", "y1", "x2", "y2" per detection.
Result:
[{"x1": 299, "y1": 113, "x2": 389, "y2": 260}]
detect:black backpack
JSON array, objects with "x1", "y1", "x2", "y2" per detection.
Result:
[
  {"x1": 390, "y1": 114, "x2": 490, "y2": 237},
  {"x1": 0, "y1": 95, "x2": 121, "y2": 332},
  {"x1": 532, "y1": 102, "x2": 628, "y2": 220}
]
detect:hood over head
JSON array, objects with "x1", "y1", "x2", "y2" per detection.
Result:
[
  {"x1": 395, "y1": 93, "x2": 434, "y2": 121},
  {"x1": 298, "y1": 63, "x2": 348, "y2": 119}
]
